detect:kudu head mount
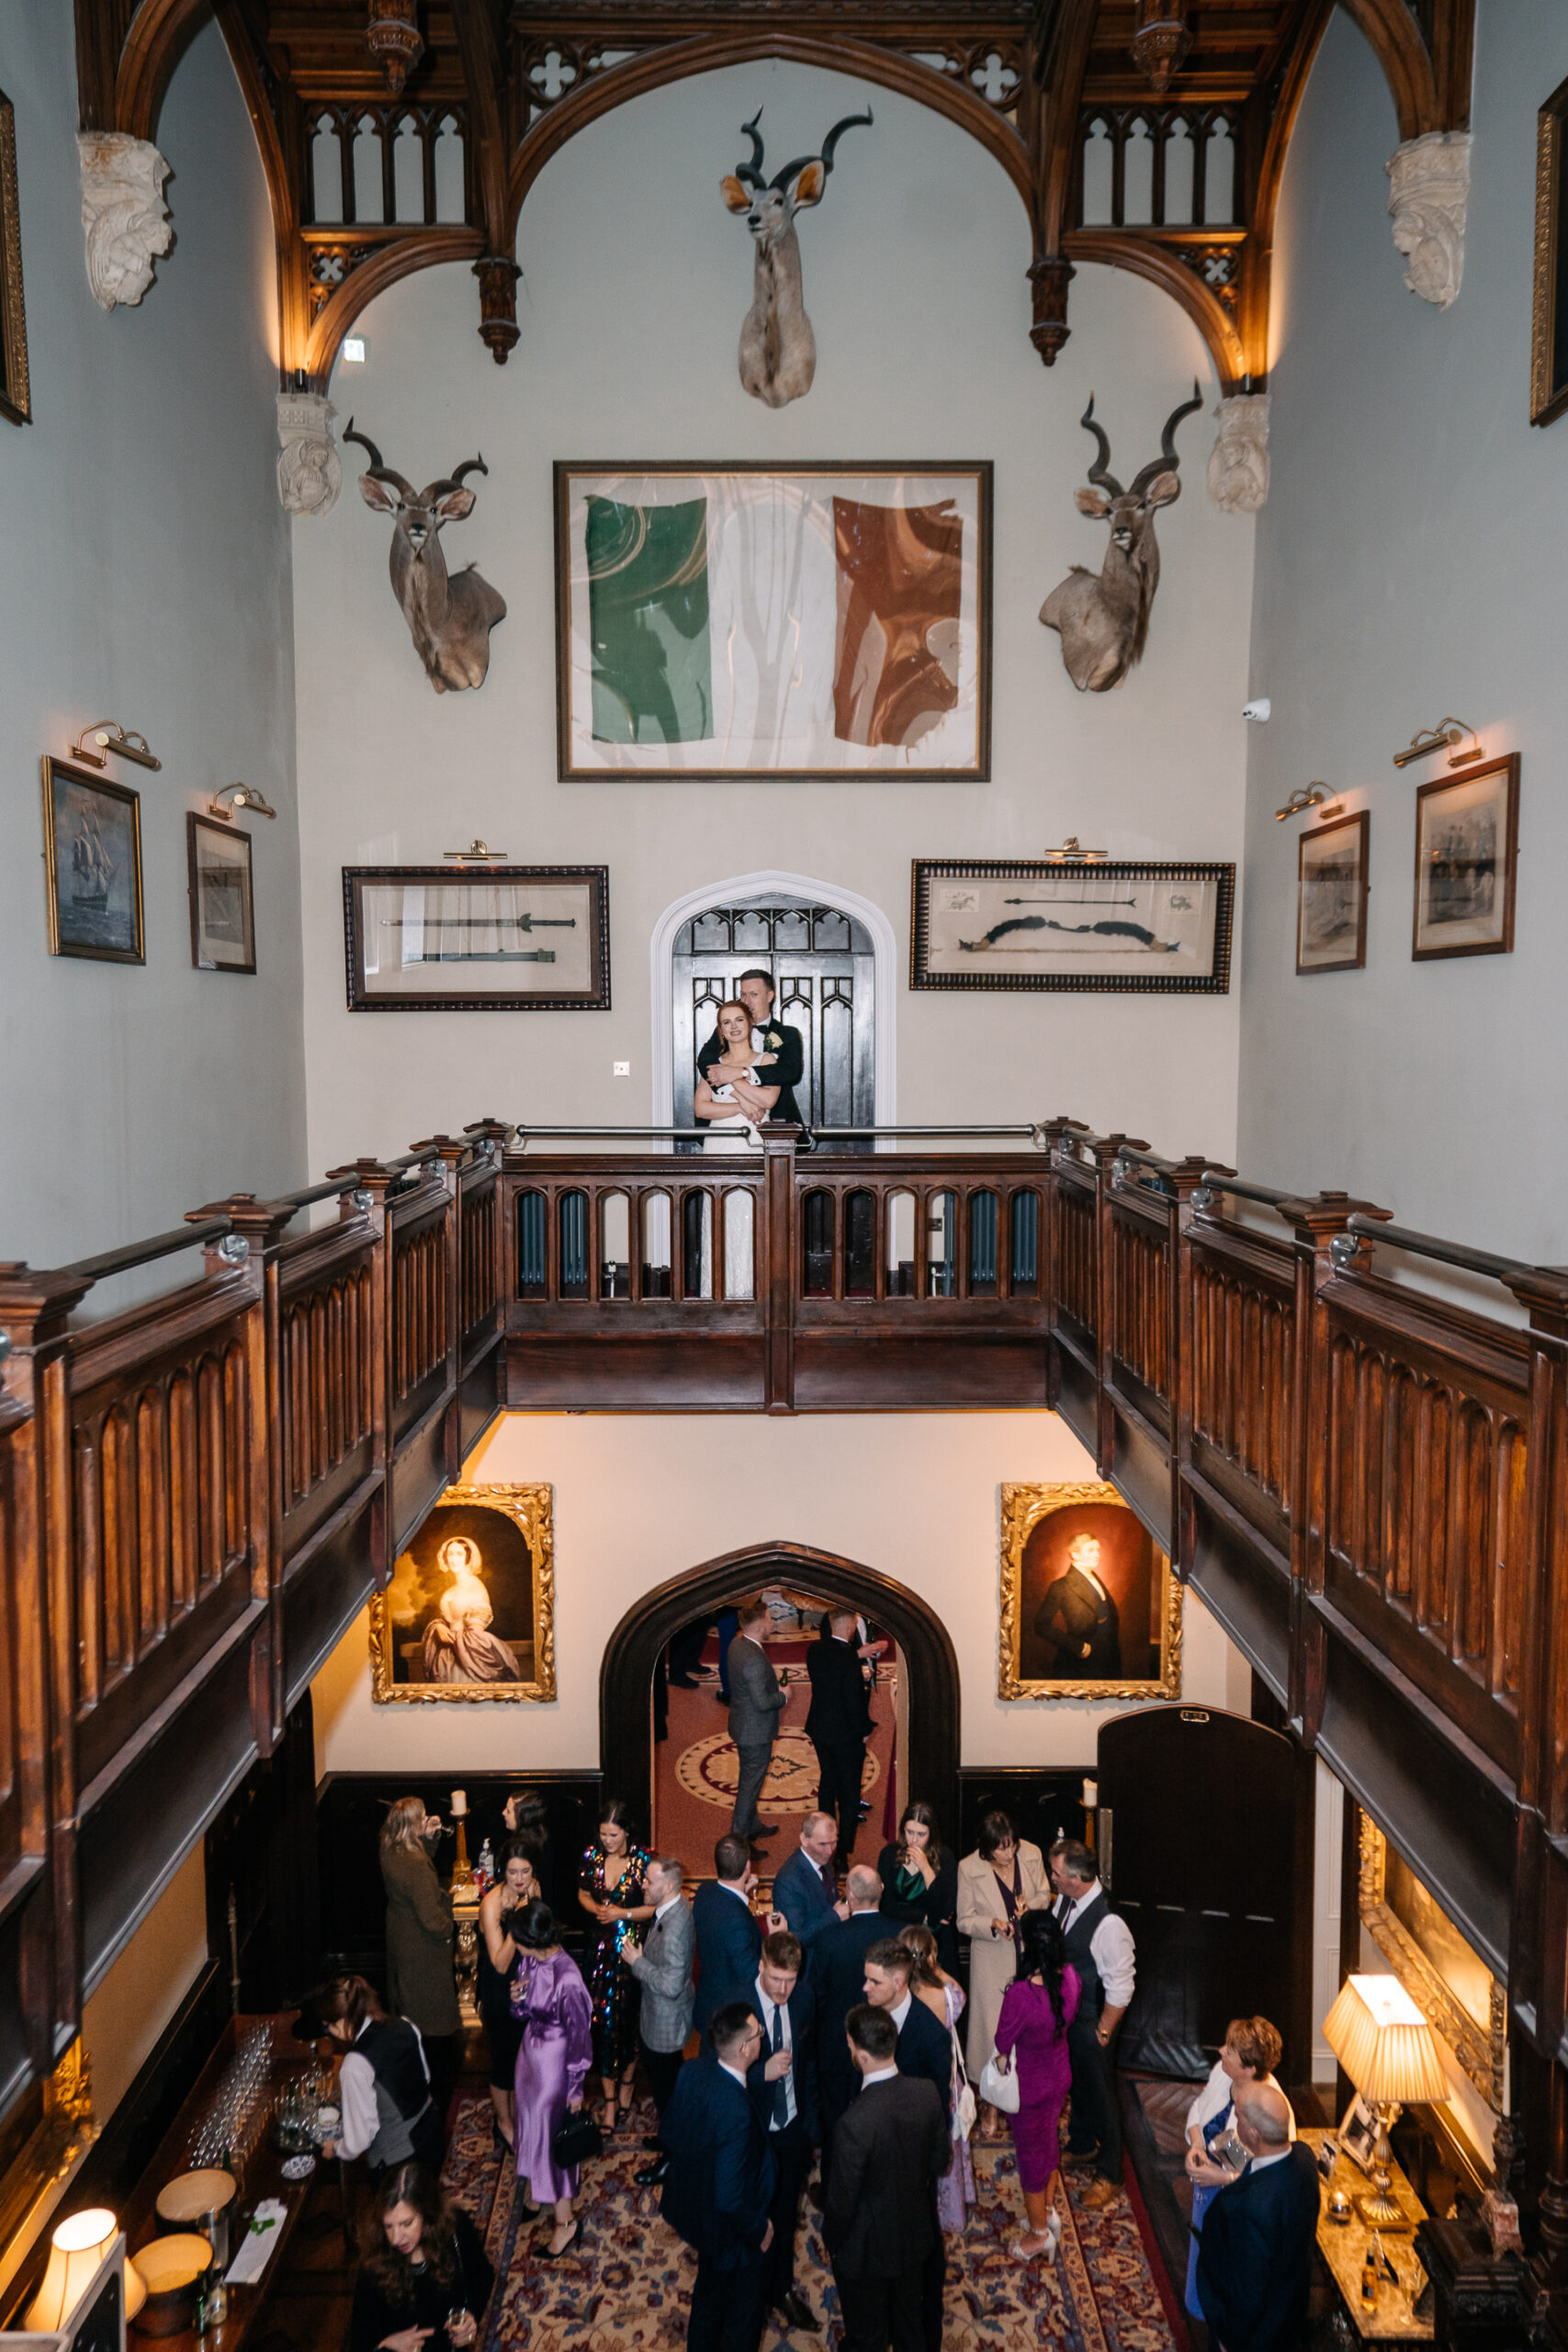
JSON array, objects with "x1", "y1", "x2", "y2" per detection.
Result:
[
  {"x1": 718, "y1": 106, "x2": 873, "y2": 408},
  {"x1": 344, "y1": 419, "x2": 506, "y2": 694}
]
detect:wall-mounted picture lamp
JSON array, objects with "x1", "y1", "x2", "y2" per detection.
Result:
[
  {"x1": 1274, "y1": 785, "x2": 1339, "y2": 821},
  {"x1": 443, "y1": 839, "x2": 510, "y2": 863},
  {"x1": 209, "y1": 784, "x2": 276, "y2": 820},
  {"x1": 67, "y1": 719, "x2": 161, "y2": 771},
  {"x1": 1039, "y1": 837, "x2": 1110, "y2": 863},
  {"x1": 1392, "y1": 718, "x2": 1484, "y2": 769}
]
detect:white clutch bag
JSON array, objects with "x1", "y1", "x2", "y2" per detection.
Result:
[{"x1": 978, "y1": 2046, "x2": 1021, "y2": 2115}]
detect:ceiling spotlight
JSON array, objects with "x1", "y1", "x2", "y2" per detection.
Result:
[
  {"x1": 209, "y1": 784, "x2": 277, "y2": 820},
  {"x1": 1039, "y1": 836, "x2": 1110, "y2": 864},
  {"x1": 68, "y1": 720, "x2": 161, "y2": 772},
  {"x1": 1274, "y1": 785, "x2": 1335, "y2": 822},
  {"x1": 1393, "y1": 718, "x2": 1483, "y2": 769},
  {"x1": 443, "y1": 839, "x2": 510, "y2": 863}
]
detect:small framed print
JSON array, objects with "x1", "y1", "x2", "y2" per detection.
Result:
[
  {"x1": 187, "y1": 814, "x2": 255, "y2": 974},
  {"x1": 1531, "y1": 74, "x2": 1568, "y2": 427},
  {"x1": 41, "y1": 758, "x2": 144, "y2": 963},
  {"x1": 344, "y1": 865, "x2": 610, "y2": 1011},
  {"x1": 1296, "y1": 810, "x2": 1369, "y2": 975},
  {"x1": 1337, "y1": 2094, "x2": 1381, "y2": 2176},
  {"x1": 0, "y1": 85, "x2": 30, "y2": 427},
  {"x1": 1412, "y1": 755, "x2": 1518, "y2": 961}
]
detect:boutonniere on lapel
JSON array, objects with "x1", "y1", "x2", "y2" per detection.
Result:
[{"x1": 766, "y1": 1032, "x2": 782, "y2": 1050}]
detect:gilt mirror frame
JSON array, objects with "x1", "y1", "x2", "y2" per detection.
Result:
[{"x1": 1358, "y1": 1814, "x2": 1506, "y2": 2110}]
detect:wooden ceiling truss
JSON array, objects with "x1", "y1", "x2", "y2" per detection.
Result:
[{"x1": 73, "y1": 0, "x2": 1476, "y2": 395}]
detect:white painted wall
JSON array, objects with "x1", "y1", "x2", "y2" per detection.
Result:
[
  {"x1": 310, "y1": 1408, "x2": 1244, "y2": 1777},
  {"x1": 292, "y1": 60, "x2": 1254, "y2": 1182},
  {"x1": 1237, "y1": 3, "x2": 1568, "y2": 1258},
  {"x1": 0, "y1": 14, "x2": 306, "y2": 1265}
]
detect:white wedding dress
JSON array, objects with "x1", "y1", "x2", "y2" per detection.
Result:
[{"x1": 700, "y1": 1069, "x2": 760, "y2": 1299}]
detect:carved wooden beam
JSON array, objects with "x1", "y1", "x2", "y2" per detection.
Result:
[{"x1": 1030, "y1": 0, "x2": 1097, "y2": 363}]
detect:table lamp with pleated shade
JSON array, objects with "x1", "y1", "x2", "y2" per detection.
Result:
[
  {"x1": 1323, "y1": 1973, "x2": 1449, "y2": 2225},
  {"x1": 23, "y1": 2208, "x2": 131, "y2": 2332}
]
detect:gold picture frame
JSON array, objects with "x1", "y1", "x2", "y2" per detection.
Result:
[
  {"x1": 371, "y1": 1482, "x2": 556, "y2": 1702},
  {"x1": 0, "y1": 85, "x2": 29, "y2": 426},
  {"x1": 1358, "y1": 1815, "x2": 1506, "y2": 2110},
  {"x1": 1531, "y1": 74, "x2": 1568, "y2": 428},
  {"x1": 998, "y1": 1480, "x2": 1181, "y2": 1701},
  {"x1": 41, "y1": 757, "x2": 145, "y2": 963}
]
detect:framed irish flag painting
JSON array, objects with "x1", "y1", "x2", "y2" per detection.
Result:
[{"x1": 554, "y1": 461, "x2": 992, "y2": 780}]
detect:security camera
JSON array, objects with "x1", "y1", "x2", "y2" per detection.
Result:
[{"x1": 1242, "y1": 698, "x2": 1271, "y2": 723}]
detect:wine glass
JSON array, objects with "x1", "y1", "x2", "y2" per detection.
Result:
[{"x1": 446, "y1": 2310, "x2": 471, "y2": 2348}]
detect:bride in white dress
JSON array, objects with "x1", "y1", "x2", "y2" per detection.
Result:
[{"x1": 694, "y1": 1001, "x2": 779, "y2": 1299}]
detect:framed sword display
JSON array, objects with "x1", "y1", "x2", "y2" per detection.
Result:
[{"x1": 343, "y1": 864, "x2": 610, "y2": 1011}]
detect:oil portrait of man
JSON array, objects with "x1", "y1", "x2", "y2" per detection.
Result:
[{"x1": 1001, "y1": 1486, "x2": 1177, "y2": 1698}]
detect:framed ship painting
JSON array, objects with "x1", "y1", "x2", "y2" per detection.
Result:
[
  {"x1": 912, "y1": 856, "x2": 1233, "y2": 992},
  {"x1": 998, "y1": 1481, "x2": 1181, "y2": 1702},
  {"x1": 41, "y1": 757, "x2": 144, "y2": 964},
  {"x1": 555, "y1": 461, "x2": 992, "y2": 780},
  {"x1": 371, "y1": 1483, "x2": 556, "y2": 1702},
  {"x1": 187, "y1": 813, "x2": 256, "y2": 973},
  {"x1": 344, "y1": 865, "x2": 609, "y2": 1011}
]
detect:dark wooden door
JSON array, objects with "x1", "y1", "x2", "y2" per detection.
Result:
[
  {"x1": 1096, "y1": 1704, "x2": 1314, "y2": 2078},
  {"x1": 672, "y1": 896, "x2": 875, "y2": 1145}
]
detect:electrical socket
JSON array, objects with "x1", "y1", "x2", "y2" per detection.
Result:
[{"x1": 613, "y1": 1061, "x2": 630, "y2": 1077}]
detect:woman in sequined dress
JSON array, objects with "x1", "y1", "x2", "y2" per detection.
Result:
[{"x1": 575, "y1": 1799, "x2": 655, "y2": 2132}]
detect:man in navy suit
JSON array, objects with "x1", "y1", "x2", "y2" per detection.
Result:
[
  {"x1": 745, "y1": 1930, "x2": 821, "y2": 2335},
  {"x1": 811, "y1": 1864, "x2": 887, "y2": 2187},
  {"x1": 693, "y1": 1835, "x2": 765, "y2": 2034},
  {"x1": 861, "y1": 1939, "x2": 953, "y2": 2352},
  {"x1": 660, "y1": 2003, "x2": 777, "y2": 2352},
  {"x1": 773, "y1": 1813, "x2": 849, "y2": 1961},
  {"x1": 1195, "y1": 2082, "x2": 1320, "y2": 2352}
]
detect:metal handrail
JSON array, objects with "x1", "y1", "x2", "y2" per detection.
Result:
[
  {"x1": 1346, "y1": 1213, "x2": 1541, "y2": 1286},
  {"x1": 512, "y1": 1126, "x2": 724, "y2": 1143},
  {"x1": 61, "y1": 1217, "x2": 234, "y2": 1284},
  {"x1": 1199, "y1": 1171, "x2": 1295, "y2": 1208}
]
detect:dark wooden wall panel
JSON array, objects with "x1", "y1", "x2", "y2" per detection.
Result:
[{"x1": 281, "y1": 1506, "x2": 377, "y2": 1713}]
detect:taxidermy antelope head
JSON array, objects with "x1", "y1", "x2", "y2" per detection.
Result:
[
  {"x1": 720, "y1": 106, "x2": 872, "y2": 409},
  {"x1": 344, "y1": 420, "x2": 507, "y2": 694},
  {"x1": 1039, "y1": 381, "x2": 1204, "y2": 693}
]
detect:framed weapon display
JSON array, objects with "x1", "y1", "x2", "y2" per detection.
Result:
[
  {"x1": 343, "y1": 865, "x2": 610, "y2": 1011},
  {"x1": 911, "y1": 856, "x2": 1233, "y2": 991}
]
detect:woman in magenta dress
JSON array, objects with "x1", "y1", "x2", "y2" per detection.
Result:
[
  {"x1": 510, "y1": 1899, "x2": 594, "y2": 2260},
  {"x1": 994, "y1": 1909, "x2": 1080, "y2": 2260}
]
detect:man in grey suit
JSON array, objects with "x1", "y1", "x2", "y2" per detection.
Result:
[
  {"x1": 728, "y1": 1597, "x2": 786, "y2": 1853},
  {"x1": 624, "y1": 1854, "x2": 695, "y2": 2187}
]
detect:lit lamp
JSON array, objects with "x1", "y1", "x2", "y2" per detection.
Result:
[
  {"x1": 1323, "y1": 1973, "x2": 1449, "y2": 2228},
  {"x1": 24, "y1": 2207, "x2": 141, "y2": 2330}
]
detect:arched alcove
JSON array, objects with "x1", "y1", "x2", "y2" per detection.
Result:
[{"x1": 600, "y1": 1541, "x2": 959, "y2": 1841}]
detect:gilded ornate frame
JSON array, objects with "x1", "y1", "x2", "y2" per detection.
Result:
[
  {"x1": 0, "y1": 86, "x2": 29, "y2": 426},
  {"x1": 1531, "y1": 74, "x2": 1568, "y2": 427},
  {"x1": 1358, "y1": 1815, "x2": 1506, "y2": 2110},
  {"x1": 370, "y1": 1482, "x2": 556, "y2": 1702},
  {"x1": 998, "y1": 1479, "x2": 1182, "y2": 1702}
]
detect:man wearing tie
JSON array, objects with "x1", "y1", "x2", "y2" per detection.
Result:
[
  {"x1": 727, "y1": 1598, "x2": 786, "y2": 1853},
  {"x1": 825, "y1": 2006, "x2": 951, "y2": 2352},
  {"x1": 746, "y1": 1931, "x2": 820, "y2": 2336},
  {"x1": 811, "y1": 1864, "x2": 888, "y2": 2188},
  {"x1": 859, "y1": 1940, "x2": 952, "y2": 2352},
  {"x1": 1049, "y1": 1837, "x2": 1136, "y2": 2211},
  {"x1": 773, "y1": 1814, "x2": 851, "y2": 1961},
  {"x1": 623, "y1": 1854, "x2": 695, "y2": 2188},
  {"x1": 805, "y1": 1609, "x2": 874, "y2": 1867},
  {"x1": 693, "y1": 1836, "x2": 766, "y2": 2035},
  {"x1": 660, "y1": 2004, "x2": 776, "y2": 2352}
]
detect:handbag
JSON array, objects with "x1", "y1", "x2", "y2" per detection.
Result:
[
  {"x1": 949, "y1": 2020, "x2": 977, "y2": 2142},
  {"x1": 550, "y1": 2106, "x2": 604, "y2": 2168},
  {"x1": 978, "y1": 2045, "x2": 1021, "y2": 2115}
]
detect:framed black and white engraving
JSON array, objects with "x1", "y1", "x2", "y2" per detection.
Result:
[
  {"x1": 187, "y1": 814, "x2": 255, "y2": 974},
  {"x1": 41, "y1": 759, "x2": 144, "y2": 964},
  {"x1": 1412, "y1": 755, "x2": 1518, "y2": 962},
  {"x1": 911, "y1": 857, "x2": 1233, "y2": 992},
  {"x1": 1296, "y1": 810, "x2": 1369, "y2": 975},
  {"x1": 1532, "y1": 74, "x2": 1568, "y2": 427},
  {"x1": 344, "y1": 865, "x2": 610, "y2": 1011},
  {"x1": 0, "y1": 86, "x2": 29, "y2": 426}
]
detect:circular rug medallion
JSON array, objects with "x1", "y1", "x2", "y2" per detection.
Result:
[{"x1": 674, "y1": 1725, "x2": 881, "y2": 1817}]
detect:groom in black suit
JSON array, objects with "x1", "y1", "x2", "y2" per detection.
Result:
[
  {"x1": 806, "y1": 1609, "x2": 874, "y2": 1865},
  {"x1": 696, "y1": 968, "x2": 806, "y2": 1129},
  {"x1": 1032, "y1": 1532, "x2": 1122, "y2": 1678}
]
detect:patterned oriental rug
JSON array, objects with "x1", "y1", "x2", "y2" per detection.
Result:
[{"x1": 442, "y1": 2090, "x2": 1179, "y2": 2352}]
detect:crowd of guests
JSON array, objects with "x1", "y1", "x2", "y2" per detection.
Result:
[{"x1": 346, "y1": 1640, "x2": 1320, "y2": 2352}]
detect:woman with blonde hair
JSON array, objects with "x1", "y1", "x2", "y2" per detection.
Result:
[
  {"x1": 1183, "y1": 2015, "x2": 1294, "y2": 2321},
  {"x1": 380, "y1": 1798, "x2": 461, "y2": 2123},
  {"x1": 897, "y1": 1926, "x2": 976, "y2": 2233}
]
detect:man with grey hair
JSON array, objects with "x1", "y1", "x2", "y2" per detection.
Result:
[
  {"x1": 624, "y1": 1854, "x2": 694, "y2": 2185},
  {"x1": 812, "y1": 1864, "x2": 887, "y2": 2186},
  {"x1": 773, "y1": 1812, "x2": 852, "y2": 1958},
  {"x1": 1195, "y1": 2080, "x2": 1318, "y2": 2352}
]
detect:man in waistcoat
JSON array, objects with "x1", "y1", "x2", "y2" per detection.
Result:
[{"x1": 1049, "y1": 1837, "x2": 1136, "y2": 2211}]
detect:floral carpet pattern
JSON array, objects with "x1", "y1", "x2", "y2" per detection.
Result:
[{"x1": 443, "y1": 2091, "x2": 1177, "y2": 2352}]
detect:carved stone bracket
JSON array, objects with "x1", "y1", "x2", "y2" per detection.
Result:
[
  {"x1": 276, "y1": 390, "x2": 342, "y2": 515},
  {"x1": 473, "y1": 254, "x2": 522, "y2": 364},
  {"x1": 1028, "y1": 253, "x2": 1075, "y2": 368},
  {"x1": 1386, "y1": 130, "x2": 1472, "y2": 308},
  {"x1": 78, "y1": 130, "x2": 172, "y2": 310},
  {"x1": 1206, "y1": 391, "x2": 1270, "y2": 512}
]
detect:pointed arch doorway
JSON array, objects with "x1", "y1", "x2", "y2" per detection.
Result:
[{"x1": 600, "y1": 1542, "x2": 959, "y2": 1868}]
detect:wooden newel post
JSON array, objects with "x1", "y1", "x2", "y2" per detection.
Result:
[
  {"x1": 761, "y1": 1130, "x2": 798, "y2": 1415},
  {"x1": 1089, "y1": 1133, "x2": 1149, "y2": 1478},
  {"x1": 410, "y1": 1136, "x2": 469, "y2": 1485},
  {"x1": 1165, "y1": 1156, "x2": 1216, "y2": 1581},
  {"x1": 1274, "y1": 1192, "x2": 1393, "y2": 1746},
  {"x1": 326, "y1": 1161, "x2": 397, "y2": 1589}
]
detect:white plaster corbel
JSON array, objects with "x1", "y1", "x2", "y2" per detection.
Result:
[
  {"x1": 1205, "y1": 392, "x2": 1270, "y2": 513},
  {"x1": 78, "y1": 130, "x2": 173, "y2": 310},
  {"x1": 1385, "y1": 131, "x2": 1472, "y2": 310},
  {"x1": 276, "y1": 390, "x2": 342, "y2": 515}
]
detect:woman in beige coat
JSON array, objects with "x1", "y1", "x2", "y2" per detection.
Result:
[{"x1": 956, "y1": 1811, "x2": 1054, "y2": 2136}]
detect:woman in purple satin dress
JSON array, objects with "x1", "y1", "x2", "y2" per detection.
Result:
[
  {"x1": 994, "y1": 1909, "x2": 1080, "y2": 2261},
  {"x1": 510, "y1": 1900, "x2": 594, "y2": 2260}
]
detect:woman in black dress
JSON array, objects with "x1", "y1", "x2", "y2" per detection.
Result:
[
  {"x1": 877, "y1": 1802, "x2": 960, "y2": 1973},
  {"x1": 349, "y1": 2164, "x2": 492, "y2": 2352},
  {"x1": 575, "y1": 1798, "x2": 654, "y2": 2132},
  {"x1": 476, "y1": 1841, "x2": 538, "y2": 2150}
]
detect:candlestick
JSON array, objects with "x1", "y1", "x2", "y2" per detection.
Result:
[
  {"x1": 451, "y1": 1789, "x2": 468, "y2": 1816},
  {"x1": 1083, "y1": 1779, "x2": 1098, "y2": 1807}
]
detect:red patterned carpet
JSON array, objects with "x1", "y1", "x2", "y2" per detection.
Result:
[{"x1": 441, "y1": 2087, "x2": 1179, "y2": 2352}]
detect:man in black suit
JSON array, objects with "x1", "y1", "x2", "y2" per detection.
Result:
[
  {"x1": 806, "y1": 1608, "x2": 874, "y2": 1865},
  {"x1": 1195, "y1": 2082, "x2": 1320, "y2": 2352},
  {"x1": 860, "y1": 1939, "x2": 952, "y2": 2352},
  {"x1": 696, "y1": 969, "x2": 806, "y2": 1130},
  {"x1": 1032, "y1": 1532, "x2": 1122, "y2": 1678},
  {"x1": 745, "y1": 1930, "x2": 820, "y2": 2336},
  {"x1": 824, "y1": 2005, "x2": 950, "y2": 2352},
  {"x1": 693, "y1": 1835, "x2": 765, "y2": 2035},
  {"x1": 812, "y1": 1865, "x2": 887, "y2": 2188},
  {"x1": 660, "y1": 2003, "x2": 777, "y2": 2352}
]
